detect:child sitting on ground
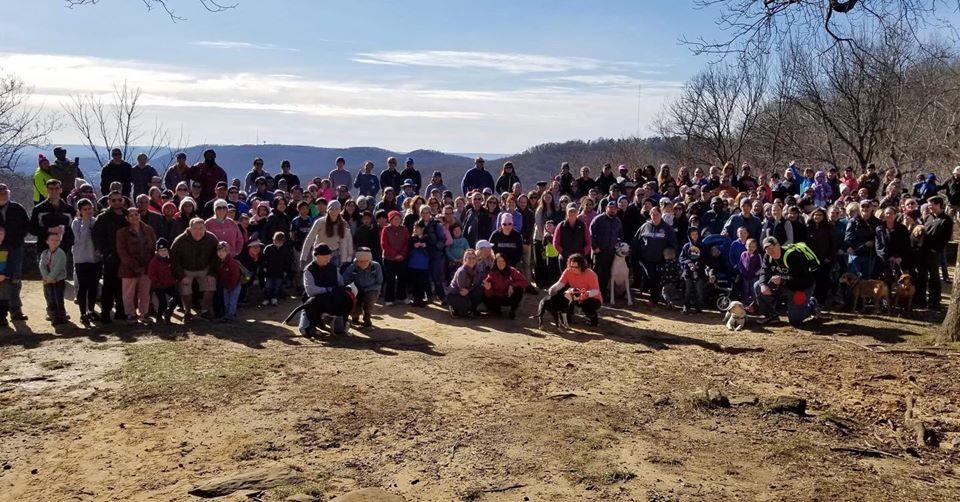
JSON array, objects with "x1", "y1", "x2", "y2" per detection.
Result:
[
  {"x1": 341, "y1": 247, "x2": 383, "y2": 327},
  {"x1": 39, "y1": 232, "x2": 68, "y2": 325}
]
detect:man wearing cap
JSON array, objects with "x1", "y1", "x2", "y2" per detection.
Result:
[
  {"x1": 400, "y1": 157, "x2": 421, "y2": 195},
  {"x1": 100, "y1": 148, "x2": 133, "y2": 198},
  {"x1": 354, "y1": 161, "x2": 380, "y2": 197},
  {"x1": 0, "y1": 183, "x2": 30, "y2": 321},
  {"x1": 186, "y1": 149, "x2": 228, "y2": 207},
  {"x1": 380, "y1": 157, "x2": 403, "y2": 194},
  {"x1": 131, "y1": 153, "x2": 159, "y2": 198},
  {"x1": 243, "y1": 158, "x2": 272, "y2": 194},
  {"x1": 201, "y1": 182, "x2": 230, "y2": 219},
  {"x1": 163, "y1": 152, "x2": 191, "y2": 191},
  {"x1": 298, "y1": 243, "x2": 349, "y2": 336},
  {"x1": 328, "y1": 157, "x2": 351, "y2": 195},
  {"x1": 274, "y1": 160, "x2": 299, "y2": 192},
  {"x1": 461, "y1": 157, "x2": 495, "y2": 196},
  {"x1": 756, "y1": 236, "x2": 821, "y2": 326},
  {"x1": 50, "y1": 147, "x2": 83, "y2": 194},
  {"x1": 170, "y1": 217, "x2": 220, "y2": 321},
  {"x1": 205, "y1": 199, "x2": 244, "y2": 257}
]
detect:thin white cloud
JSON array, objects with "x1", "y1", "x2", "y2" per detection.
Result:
[
  {"x1": 191, "y1": 40, "x2": 300, "y2": 52},
  {"x1": 0, "y1": 51, "x2": 681, "y2": 152},
  {"x1": 544, "y1": 74, "x2": 685, "y2": 91},
  {"x1": 353, "y1": 50, "x2": 608, "y2": 73}
]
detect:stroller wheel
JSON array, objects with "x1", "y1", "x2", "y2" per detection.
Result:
[{"x1": 716, "y1": 295, "x2": 731, "y2": 312}]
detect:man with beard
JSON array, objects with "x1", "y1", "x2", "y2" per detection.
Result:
[
  {"x1": 186, "y1": 149, "x2": 228, "y2": 207},
  {"x1": 92, "y1": 191, "x2": 130, "y2": 322}
]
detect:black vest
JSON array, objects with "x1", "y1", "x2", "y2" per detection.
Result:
[{"x1": 306, "y1": 260, "x2": 339, "y2": 290}]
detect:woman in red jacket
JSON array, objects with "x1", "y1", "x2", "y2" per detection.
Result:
[
  {"x1": 380, "y1": 210, "x2": 410, "y2": 305},
  {"x1": 482, "y1": 253, "x2": 527, "y2": 319}
]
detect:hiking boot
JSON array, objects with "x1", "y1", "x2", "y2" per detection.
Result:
[{"x1": 362, "y1": 317, "x2": 372, "y2": 327}]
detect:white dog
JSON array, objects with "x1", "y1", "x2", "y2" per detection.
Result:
[
  {"x1": 609, "y1": 242, "x2": 633, "y2": 306},
  {"x1": 722, "y1": 301, "x2": 748, "y2": 331}
]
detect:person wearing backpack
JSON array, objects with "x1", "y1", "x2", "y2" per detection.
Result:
[{"x1": 755, "y1": 236, "x2": 823, "y2": 327}]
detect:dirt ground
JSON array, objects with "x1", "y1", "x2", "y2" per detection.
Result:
[{"x1": 1, "y1": 280, "x2": 959, "y2": 501}]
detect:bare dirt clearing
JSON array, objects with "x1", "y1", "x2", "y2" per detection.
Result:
[{"x1": 1, "y1": 281, "x2": 959, "y2": 501}]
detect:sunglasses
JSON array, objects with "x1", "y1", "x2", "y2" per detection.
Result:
[{"x1": 502, "y1": 223, "x2": 513, "y2": 226}]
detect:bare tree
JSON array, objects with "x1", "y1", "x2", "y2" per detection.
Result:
[
  {"x1": 657, "y1": 57, "x2": 768, "y2": 167},
  {"x1": 64, "y1": 0, "x2": 236, "y2": 21},
  {"x1": 62, "y1": 82, "x2": 171, "y2": 168},
  {"x1": 685, "y1": 0, "x2": 960, "y2": 59},
  {"x1": 0, "y1": 72, "x2": 57, "y2": 173}
]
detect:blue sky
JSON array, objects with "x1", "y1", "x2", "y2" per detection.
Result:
[{"x1": 0, "y1": 1, "x2": 723, "y2": 153}]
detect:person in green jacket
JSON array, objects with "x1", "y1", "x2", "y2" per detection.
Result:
[
  {"x1": 33, "y1": 154, "x2": 55, "y2": 204},
  {"x1": 39, "y1": 232, "x2": 69, "y2": 324}
]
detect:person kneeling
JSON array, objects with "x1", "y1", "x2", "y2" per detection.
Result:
[
  {"x1": 547, "y1": 253, "x2": 602, "y2": 326},
  {"x1": 341, "y1": 247, "x2": 383, "y2": 327},
  {"x1": 297, "y1": 243, "x2": 353, "y2": 337},
  {"x1": 446, "y1": 249, "x2": 484, "y2": 318},
  {"x1": 481, "y1": 253, "x2": 527, "y2": 319}
]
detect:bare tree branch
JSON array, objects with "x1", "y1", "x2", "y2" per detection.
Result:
[
  {"x1": 64, "y1": 0, "x2": 236, "y2": 21},
  {"x1": 0, "y1": 72, "x2": 57, "y2": 173}
]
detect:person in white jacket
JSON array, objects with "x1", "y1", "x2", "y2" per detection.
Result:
[{"x1": 299, "y1": 200, "x2": 353, "y2": 268}]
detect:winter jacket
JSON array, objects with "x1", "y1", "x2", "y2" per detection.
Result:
[
  {"x1": 399, "y1": 167, "x2": 422, "y2": 194},
  {"x1": 354, "y1": 172, "x2": 380, "y2": 197},
  {"x1": 341, "y1": 260, "x2": 384, "y2": 294},
  {"x1": 0, "y1": 201, "x2": 30, "y2": 248},
  {"x1": 722, "y1": 212, "x2": 762, "y2": 241},
  {"x1": 380, "y1": 225, "x2": 410, "y2": 262},
  {"x1": 843, "y1": 217, "x2": 875, "y2": 257},
  {"x1": 589, "y1": 213, "x2": 623, "y2": 254},
  {"x1": 205, "y1": 217, "x2": 245, "y2": 256},
  {"x1": 379, "y1": 168, "x2": 403, "y2": 194},
  {"x1": 30, "y1": 199, "x2": 76, "y2": 251},
  {"x1": 495, "y1": 172, "x2": 520, "y2": 195},
  {"x1": 554, "y1": 218, "x2": 590, "y2": 258},
  {"x1": 922, "y1": 212, "x2": 953, "y2": 251},
  {"x1": 875, "y1": 222, "x2": 910, "y2": 261},
  {"x1": 131, "y1": 165, "x2": 159, "y2": 197},
  {"x1": 328, "y1": 169, "x2": 352, "y2": 191},
  {"x1": 300, "y1": 216, "x2": 354, "y2": 264},
  {"x1": 39, "y1": 247, "x2": 67, "y2": 282},
  {"x1": 100, "y1": 161, "x2": 133, "y2": 197},
  {"x1": 148, "y1": 255, "x2": 178, "y2": 289},
  {"x1": 164, "y1": 163, "x2": 191, "y2": 191},
  {"x1": 185, "y1": 162, "x2": 228, "y2": 205},
  {"x1": 244, "y1": 168, "x2": 273, "y2": 194},
  {"x1": 446, "y1": 236, "x2": 470, "y2": 263},
  {"x1": 70, "y1": 217, "x2": 100, "y2": 264},
  {"x1": 737, "y1": 250, "x2": 762, "y2": 282},
  {"x1": 407, "y1": 235, "x2": 431, "y2": 270},
  {"x1": 461, "y1": 167, "x2": 495, "y2": 195},
  {"x1": 217, "y1": 253, "x2": 243, "y2": 290},
  {"x1": 483, "y1": 266, "x2": 528, "y2": 297},
  {"x1": 262, "y1": 242, "x2": 294, "y2": 279},
  {"x1": 633, "y1": 220, "x2": 678, "y2": 264},
  {"x1": 169, "y1": 230, "x2": 219, "y2": 276},
  {"x1": 448, "y1": 263, "x2": 482, "y2": 294},
  {"x1": 92, "y1": 209, "x2": 128, "y2": 265},
  {"x1": 116, "y1": 224, "x2": 156, "y2": 277}
]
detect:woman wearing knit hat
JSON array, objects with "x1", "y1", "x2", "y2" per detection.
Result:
[{"x1": 299, "y1": 199, "x2": 354, "y2": 269}]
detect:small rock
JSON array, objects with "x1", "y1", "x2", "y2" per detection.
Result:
[
  {"x1": 188, "y1": 467, "x2": 303, "y2": 498},
  {"x1": 729, "y1": 395, "x2": 759, "y2": 406},
  {"x1": 31, "y1": 468, "x2": 38, "y2": 475},
  {"x1": 286, "y1": 495, "x2": 318, "y2": 502},
  {"x1": 330, "y1": 488, "x2": 405, "y2": 502},
  {"x1": 2, "y1": 464, "x2": 11, "y2": 470},
  {"x1": 691, "y1": 388, "x2": 729, "y2": 408},
  {"x1": 764, "y1": 396, "x2": 807, "y2": 416},
  {"x1": 653, "y1": 395, "x2": 671, "y2": 406}
]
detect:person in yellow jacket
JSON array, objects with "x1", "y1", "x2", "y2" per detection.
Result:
[{"x1": 33, "y1": 154, "x2": 54, "y2": 204}]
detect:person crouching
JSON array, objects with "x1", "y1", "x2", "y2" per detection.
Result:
[
  {"x1": 298, "y1": 243, "x2": 346, "y2": 337},
  {"x1": 341, "y1": 247, "x2": 383, "y2": 327}
]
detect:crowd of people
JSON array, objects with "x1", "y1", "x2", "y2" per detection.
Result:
[{"x1": 0, "y1": 145, "x2": 955, "y2": 334}]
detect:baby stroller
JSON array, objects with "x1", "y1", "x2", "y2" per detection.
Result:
[{"x1": 701, "y1": 234, "x2": 735, "y2": 311}]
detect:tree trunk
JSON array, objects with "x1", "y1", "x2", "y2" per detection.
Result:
[{"x1": 939, "y1": 252, "x2": 960, "y2": 343}]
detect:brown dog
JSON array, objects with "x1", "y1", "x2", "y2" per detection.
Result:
[
  {"x1": 840, "y1": 272, "x2": 890, "y2": 313},
  {"x1": 891, "y1": 274, "x2": 916, "y2": 316}
]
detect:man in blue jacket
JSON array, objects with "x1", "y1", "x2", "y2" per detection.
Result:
[{"x1": 461, "y1": 157, "x2": 495, "y2": 195}]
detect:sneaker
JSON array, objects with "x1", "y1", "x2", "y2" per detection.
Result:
[
  {"x1": 261, "y1": 300, "x2": 270, "y2": 307},
  {"x1": 403, "y1": 298, "x2": 414, "y2": 305},
  {"x1": 270, "y1": 299, "x2": 279, "y2": 306},
  {"x1": 384, "y1": 301, "x2": 394, "y2": 307}
]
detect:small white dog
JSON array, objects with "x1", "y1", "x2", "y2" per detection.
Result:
[
  {"x1": 609, "y1": 242, "x2": 633, "y2": 306},
  {"x1": 722, "y1": 301, "x2": 748, "y2": 331}
]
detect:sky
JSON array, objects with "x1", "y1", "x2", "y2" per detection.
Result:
[{"x1": 0, "y1": 1, "x2": 724, "y2": 153}]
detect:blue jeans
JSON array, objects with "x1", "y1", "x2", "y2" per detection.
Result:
[
  {"x1": 264, "y1": 277, "x2": 283, "y2": 301},
  {"x1": 43, "y1": 280, "x2": 66, "y2": 320},
  {"x1": 754, "y1": 280, "x2": 815, "y2": 326},
  {"x1": 847, "y1": 255, "x2": 872, "y2": 279},
  {"x1": 6, "y1": 246, "x2": 23, "y2": 313},
  {"x1": 222, "y1": 285, "x2": 241, "y2": 318}
]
